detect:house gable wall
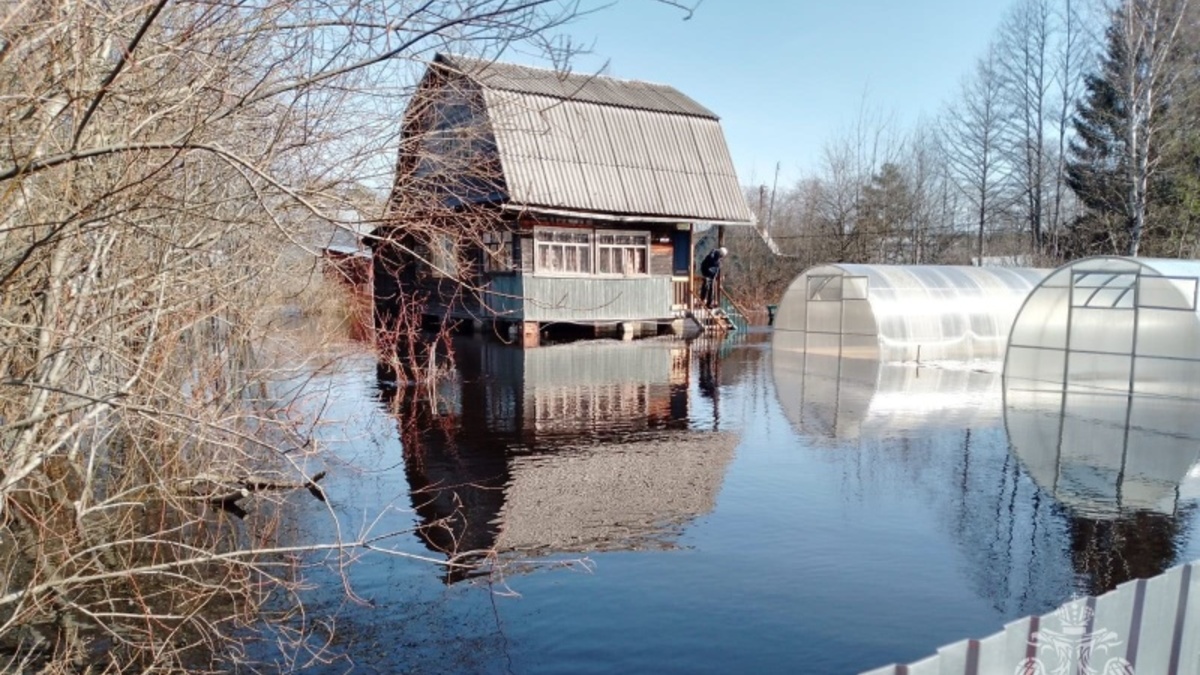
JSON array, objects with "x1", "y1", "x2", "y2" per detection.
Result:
[{"x1": 391, "y1": 69, "x2": 505, "y2": 212}]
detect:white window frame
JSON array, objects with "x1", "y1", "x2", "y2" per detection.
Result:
[
  {"x1": 531, "y1": 227, "x2": 652, "y2": 277},
  {"x1": 534, "y1": 227, "x2": 592, "y2": 275},
  {"x1": 594, "y1": 230, "x2": 650, "y2": 277}
]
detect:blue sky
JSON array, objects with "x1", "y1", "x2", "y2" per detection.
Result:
[{"x1": 507, "y1": 0, "x2": 1015, "y2": 188}]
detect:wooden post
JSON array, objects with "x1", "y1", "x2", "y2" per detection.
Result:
[
  {"x1": 521, "y1": 321, "x2": 540, "y2": 348},
  {"x1": 716, "y1": 224, "x2": 726, "y2": 307},
  {"x1": 688, "y1": 224, "x2": 696, "y2": 311}
]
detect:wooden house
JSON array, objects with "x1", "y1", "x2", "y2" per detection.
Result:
[{"x1": 373, "y1": 53, "x2": 754, "y2": 345}]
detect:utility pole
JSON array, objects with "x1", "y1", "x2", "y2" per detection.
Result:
[{"x1": 767, "y1": 162, "x2": 780, "y2": 233}]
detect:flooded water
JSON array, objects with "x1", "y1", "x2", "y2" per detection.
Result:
[{"x1": 270, "y1": 330, "x2": 1200, "y2": 674}]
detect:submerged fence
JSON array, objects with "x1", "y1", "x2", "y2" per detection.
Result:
[{"x1": 862, "y1": 560, "x2": 1200, "y2": 675}]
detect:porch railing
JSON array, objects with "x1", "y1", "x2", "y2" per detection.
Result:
[{"x1": 672, "y1": 277, "x2": 691, "y2": 310}]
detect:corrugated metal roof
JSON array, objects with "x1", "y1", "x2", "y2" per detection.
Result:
[
  {"x1": 436, "y1": 53, "x2": 717, "y2": 118},
  {"x1": 481, "y1": 88, "x2": 753, "y2": 223},
  {"x1": 409, "y1": 54, "x2": 754, "y2": 223}
]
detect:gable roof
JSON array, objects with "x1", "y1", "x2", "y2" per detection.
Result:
[
  {"x1": 435, "y1": 53, "x2": 718, "y2": 119},
  {"x1": 424, "y1": 54, "x2": 754, "y2": 224}
]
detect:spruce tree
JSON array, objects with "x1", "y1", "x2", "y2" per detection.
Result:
[
  {"x1": 1065, "y1": 12, "x2": 1135, "y2": 254},
  {"x1": 1065, "y1": 1, "x2": 1189, "y2": 256}
]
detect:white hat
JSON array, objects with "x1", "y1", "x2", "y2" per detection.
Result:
[{"x1": 717, "y1": 247, "x2": 728, "y2": 256}]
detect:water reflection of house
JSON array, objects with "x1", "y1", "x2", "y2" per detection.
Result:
[{"x1": 379, "y1": 338, "x2": 737, "y2": 581}]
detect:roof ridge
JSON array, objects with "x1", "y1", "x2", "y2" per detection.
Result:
[
  {"x1": 437, "y1": 52, "x2": 684, "y2": 92},
  {"x1": 433, "y1": 52, "x2": 718, "y2": 120}
]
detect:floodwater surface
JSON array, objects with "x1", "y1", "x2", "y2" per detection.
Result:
[{"x1": 271, "y1": 331, "x2": 1200, "y2": 674}]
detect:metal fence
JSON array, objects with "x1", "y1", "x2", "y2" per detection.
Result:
[{"x1": 862, "y1": 560, "x2": 1199, "y2": 675}]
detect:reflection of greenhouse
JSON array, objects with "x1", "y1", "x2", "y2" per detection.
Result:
[
  {"x1": 770, "y1": 343, "x2": 1079, "y2": 616},
  {"x1": 774, "y1": 265, "x2": 1047, "y2": 362},
  {"x1": 381, "y1": 338, "x2": 737, "y2": 581},
  {"x1": 1005, "y1": 387, "x2": 1200, "y2": 519},
  {"x1": 771, "y1": 348, "x2": 1001, "y2": 441},
  {"x1": 1005, "y1": 256, "x2": 1200, "y2": 400},
  {"x1": 867, "y1": 385, "x2": 1200, "y2": 674},
  {"x1": 769, "y1": 258, "x2": 1200, "y2": 636},
  {"x1": 997, "y1": 256, "x2": 1200, "y2": 590},
  {"x1": 1004, "y1": 372, "x2": 1200, "y2": 594}
]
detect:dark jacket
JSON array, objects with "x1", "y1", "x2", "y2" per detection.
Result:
[{"x1": 700, "y1": 250, "x2": 723, "y2": 279}]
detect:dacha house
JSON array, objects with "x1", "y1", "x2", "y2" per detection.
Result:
[{"x1": 371, "y1": 53, "x2": 753, "y2": 346}]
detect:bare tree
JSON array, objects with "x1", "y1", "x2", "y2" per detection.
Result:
[
  {"x1": 812, "y1": 100, "x2": 902, "y2": 263},
  {"x1": 903, "y1": 122, "x2": 962, "y2": 263},
  {"x1": 1116, "y1": 0, "x2": 1191, "y2": 255},
  {"x1": 1049, "y1": 0, "x2": 1096, "y2": 257},
  {"x1": 997, "y1": 0, "x2": 1055, "y2": 254},
  {"x1": 941, "y1": 45, "x2": 1013, "y2": 262},
  {"x1": 0, "y1": 0, "x2": 691, "y2": 670}
]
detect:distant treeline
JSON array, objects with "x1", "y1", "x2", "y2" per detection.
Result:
[{"x1": 726, "y1": 0, "x2": 1200, "y2": 309}]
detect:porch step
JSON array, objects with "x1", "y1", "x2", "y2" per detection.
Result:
[{"x1": 689, "y1": 307, "x2": 737, "y2": 334}]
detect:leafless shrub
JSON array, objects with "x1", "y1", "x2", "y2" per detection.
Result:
[{"x1": 0, "y1": 0, "x2": 692, "y2": 670}]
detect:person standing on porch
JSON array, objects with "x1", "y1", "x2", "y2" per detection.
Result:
[{"x1": 700, "y1": 247, "x2": 727, "y2": 308}]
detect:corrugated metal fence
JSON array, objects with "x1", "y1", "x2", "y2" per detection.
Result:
[{"x1": 862, "y1": 560, "x2": 1199, "y2": 675}]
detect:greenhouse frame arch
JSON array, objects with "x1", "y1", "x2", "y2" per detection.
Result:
[{"x1": 1004, "y1": 256, "x2": 1200, "y2": 400}]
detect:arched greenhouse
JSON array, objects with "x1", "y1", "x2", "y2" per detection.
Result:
[
  {"x1": 774, "y1": 264, "x2": 1048, "y2": 362},
  {"x1": 1004, "y1": 256, "x2": 1200, "y2": 400}
]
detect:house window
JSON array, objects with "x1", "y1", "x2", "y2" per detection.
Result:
[
  {"x1": 428, "y1": 233, "x2": 458, "y2": 277},
  {"x1": 535, "y1": 228, "x2": 592, "y2": 274},
  {"x1": 531, "y1": 227, "x2": 651, "y2": 276},
  {"x1": 482, "y1": 231, "x2": 513, "y2": 273},
  {"x1": 596, "y1": 232, "x2": 649, "y2": 275}
]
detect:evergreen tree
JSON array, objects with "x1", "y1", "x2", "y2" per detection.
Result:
[
  {"x1": 859, "y1": 162, "x2": 917, "y2": 263},
  {"x1": 1065, "y1": 11, "x2": 1136, "y2": 254},
  {"x1": 1065, "y1": 1, "x2": 1190, "y2": 256}
]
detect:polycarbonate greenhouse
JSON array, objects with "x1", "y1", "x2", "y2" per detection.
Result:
[
  {"x1": 774, "y1": 264, "x2": 1049, "y2": 362},
  {"x1": 1004, "y1": 257, "x2": 1200, "y2": 400}
]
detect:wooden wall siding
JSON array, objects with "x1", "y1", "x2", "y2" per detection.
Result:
[
  {"x1": 484, "y1": 275, "x2": 673, "y2": 322},
  {"x1": 398, "y1": 73, "x2": 503, "y2": 208},
  {"x1": 650, "y1": 241, "x2": 673, "y2": 276},
  {"x1": 483, "y1": 274, "x2": 525, "y2": 319},
  {"x1": 517, "y1": 235, "x2": 533, "y2": 274},
  {"x1": 861, "y1": 560, "x2": 1200, "y2": 675}
]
